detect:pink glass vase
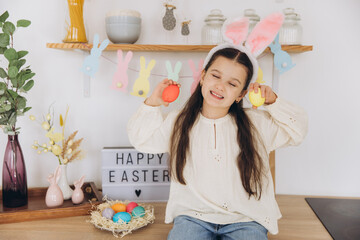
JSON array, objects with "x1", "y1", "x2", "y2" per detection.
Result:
[{"x1": 2, "y1": 134, "x2": 28, "y2": 208}]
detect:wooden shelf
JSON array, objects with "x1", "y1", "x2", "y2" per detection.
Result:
[{"x1": 46, "y1": 43, "x2": 313, "y2": 53}]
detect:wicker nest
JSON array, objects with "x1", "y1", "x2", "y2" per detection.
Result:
[{"x1": 89, "y1": 198, "x2": 155, "y2": 238}]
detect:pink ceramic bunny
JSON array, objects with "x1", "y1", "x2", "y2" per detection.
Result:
[
  {"x1": 111, "y1": 50, "x2": 133, "y2": 92},
  {"x1": 45, "y1": 166, "x2": 64, "y2": 207},
  {"x1": 71, "y1": 175, "x2": 85, "y2": 204},
  {"x1": 188, "y1": 59, "x2": 204, "y2": 94}
]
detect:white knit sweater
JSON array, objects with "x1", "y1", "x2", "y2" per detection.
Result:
[{"x1": 127, "y1": 97, "x2": 308, "y2": 234}]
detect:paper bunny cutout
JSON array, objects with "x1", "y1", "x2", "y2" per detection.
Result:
[
  {"x1": 130, "y1": 56, "x2": 156, "y2": 98},
  {"x1": 111, "y1": 50, "x2": 133, "y2": 92},
  {"x1": 72, "y1": 175, "x2": 85, "y2": 204},
  {"x1": 203, "y1": 12, "x2": 284, "y2": 84},
  {"x1": 165, "y1": 60, "x2": 182, "y2": 82},
  {"x1": 45, "y1": 165, "x2": 64, "y2": 207},
  {"x1": 188, "y1": 59, "x2": 204, "y2": 94},
  {"x1": 81, "y1": 34, "x2": 110, "y2": 77},
  {"x1": 269, "y1": 34, "x2": 296, "y2": 74}
]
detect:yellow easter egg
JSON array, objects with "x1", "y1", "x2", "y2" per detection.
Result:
[{"x1": 249, "y1": 88, "x2": 265, "y2": 107}]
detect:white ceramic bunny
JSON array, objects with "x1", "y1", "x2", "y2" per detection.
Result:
[
  {"x1": 81, "y1": 34, "x2": 110, "y2": 77},
  {"x1": 130, "y1": 56, "x2": 156, "y2": 98},
  {"x1": 188, "y1": 59, "x2": 204, "y2": 94},
  {"x1": 72, "y1": 175, "x2": 85, "y2": 204},
  {"x1": 111, "y1": 50, "x2": 133, "y2": 92},
  {"x1": 45, "y1": 166, "x2": 64, "y2": 208}
]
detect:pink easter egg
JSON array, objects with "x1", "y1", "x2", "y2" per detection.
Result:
[{"x1": 126, "y1": 202, "x2": 138, "y2": 213}]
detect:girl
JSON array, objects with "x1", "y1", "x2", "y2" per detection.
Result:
[{"x1": 127, "y1": 13, "x2": 308, "y2": 240}]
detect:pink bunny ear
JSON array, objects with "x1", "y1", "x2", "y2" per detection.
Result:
[
  {"x1": 117, "y1": 50, "x2": 123, "y2": 64},
  {"x1": 223, "y1": 17, "x2": 249, "y2": 46},
  {"x1": 124, "y1": 51, "x2": 133, "y2": 65},
  {"x1": 245, "y1": 12, "x2": 284, "y2": 57},
  {"x1": 79, "y1": 175, "x2": 85, "y2": 187},
  {"x1": 198, "y1": 59, "x2": 204, "y2": 71},
  {"x1": 188, "y1": 59, "x2": 196, "y2": 72}
]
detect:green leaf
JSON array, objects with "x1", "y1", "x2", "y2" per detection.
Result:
[
  {"x1": 21, "y1": 72, "x2": 35, "y2": 81},
  {"x1": 0, "y1": 68, "x2": 7, "y2": 78},
  {"x1": 4, "y1": 48, "x2": 17, "y2": 61},
  {"x1": 17, "y1": 50, "x2": 28, "y2": 59},
  {"x1": 10, "y1": 77, "x2": 19, "y2": 88},
  {"x1": 23, "y1": 106, "x2": 31, "y2": 113},
  {"x1": 0, "y1": 33, "x2": 9, "y2": 47},
  {"x1": 0, "y1": 96, "x2": 6, "y2": 103},
  {"x1": 17, "y1": 76, "x2": 25, "y2": 88},
  {"x1": 0, "y1": 89, "x2": 4, "y2": 95},
  {"x1": 8, "y1": 66, "x2": 18, "y2": 79},
  {"x1": 4, "y1": 104, "x2": 11, "y2": 111},
  {"x1": 17, "y1": 20, "x2": 31, "y2": 28},
  {"x1": 22, "y1": 79, "x2": 34, "y2": 91},
  {"x1": 0, "y1": 11, "x2": 9, "y2": 23},
  {"x1": 7, "y1": 89, "x2": 18, "y2": 99},
  {"x1": 3, "y1": 22, "x2": 16, "y2": 35},
  {"x1": 0, "y1": 82, "x2": 6, "y2": 90},
  {"x1": 17, "y1": 96, "x2": 26, "y2": 109},
  {"x1": 0, "y1": 47, "x2": 6, "y2": 54},
  {"x1": 16, "y1": 59, "x2": 26, "y2": 69}
]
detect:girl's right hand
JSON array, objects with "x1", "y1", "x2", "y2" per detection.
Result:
[{"x1": 145, "y1": 79, "x2": 181, "y2": 107}]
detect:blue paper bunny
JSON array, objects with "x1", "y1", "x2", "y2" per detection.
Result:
[
  {"x1": 269, "y1": 34, "x2": 296, "y2": 74},
  {"x1": 81, "y1": 34, "x2": 110, "y2": 77}
]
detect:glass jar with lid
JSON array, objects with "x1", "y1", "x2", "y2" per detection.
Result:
[
  {"x1": 201, "y1": 9, "x2": 226, "y2": 45},
  {"x1": 279, "y1": 8, "x2": 303, "y2": 45},
  {"x1": 244, "y1": 9, "x2": 260, "y2": 34}
]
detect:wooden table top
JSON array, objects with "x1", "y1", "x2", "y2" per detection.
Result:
[{"x1": 0, "y1": 195, "x2": 332, "y2": 240}]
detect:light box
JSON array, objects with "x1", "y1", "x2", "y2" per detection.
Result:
[{"x1": 102, "y1": 147, "x2": 170, "y2": 202}]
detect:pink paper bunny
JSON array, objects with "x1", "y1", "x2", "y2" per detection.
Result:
[
  {"x1": 188, "y1": 59, "x2": 204, "y2": 94},
  {"x1": 111, "y1": 50, "x2": 133, "y2": 92},
  {"x1": 45, "y1": 165, "x2": 64, "y2": 207},
  {"x1": 71, "y1": 175, "x2": 85, "y2": 204}
]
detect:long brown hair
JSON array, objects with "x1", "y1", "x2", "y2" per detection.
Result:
[{"x1": 169, "y1": 48, "x2": 266, "y2": 200}]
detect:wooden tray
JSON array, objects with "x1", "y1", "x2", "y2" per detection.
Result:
[{"x1": 0, "y1": 182, "x2": 102, "y2": 224}]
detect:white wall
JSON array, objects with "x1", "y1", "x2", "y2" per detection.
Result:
[{"x1": 1, "y1": 0, "x2": 359, "y2": 197}]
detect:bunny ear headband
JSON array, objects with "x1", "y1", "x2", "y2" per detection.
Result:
[{"x1": 203, "y1": 12, "x2": 284, "y2": 86}]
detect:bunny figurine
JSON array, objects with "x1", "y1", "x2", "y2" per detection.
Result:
[
  {"x1": 81, "y1": 34, "x2": 110, "y2": 77},
  {"x1": 111, "y1": 50, "x2": 133, "y2": 92},
  {"x1": 45, "y1": 166, "x2": 64, "y2": 208},
  {"x1": 188, "y1": 59, "x2": 204, "y2": 94},
  {"x1": 130, "y1": 56, "x2": 156, "y2": 98},
  {"x1": 71, "y1": 175, "x2": 85, "y2": 204},
  {"x1": 269, "y1": 34, "x2": 296, "y2": 74}
]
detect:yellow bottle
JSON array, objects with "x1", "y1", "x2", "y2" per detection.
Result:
[{"x1": 63, "y1": 0, "x2": 88, "y2": 43}]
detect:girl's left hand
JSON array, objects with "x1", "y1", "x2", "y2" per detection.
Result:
[{"x1": 248, "y1": 82, "x2": 278, "y2": 108}]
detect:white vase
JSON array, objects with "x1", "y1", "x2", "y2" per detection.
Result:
[{"x1": 57, "y1": 164, "x2": 73, "y2": 200}]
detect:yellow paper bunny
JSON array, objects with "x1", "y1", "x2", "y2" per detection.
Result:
[{"x1": 131, "y1": 56, "x2": 156, "y2": 98}]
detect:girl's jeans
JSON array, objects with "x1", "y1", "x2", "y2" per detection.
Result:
[{"x1": 167, "y1": 215, "x2": 268, "y2": 240}]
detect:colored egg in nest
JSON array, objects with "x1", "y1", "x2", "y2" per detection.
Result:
[
  {"x1": 126, "y1": 202, "x2": 138, "y2": 213},
  {"x1": 101, "y1": 207, "x2": 115, "y2": 220},
  {"x1": 132, "y1": 206, "x2": 145, "y2": 218},
  {"x1": 113, "y1": 212, "x2": 132, "y2": 223},
  {"x1": 111, "y1": 203, "x2": 127, "y2": 213}
]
